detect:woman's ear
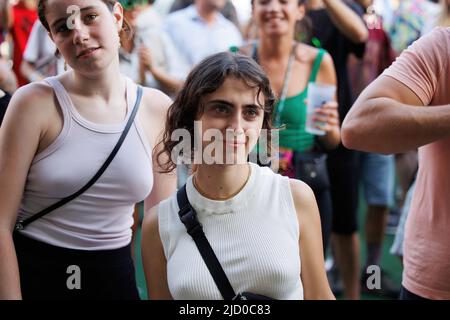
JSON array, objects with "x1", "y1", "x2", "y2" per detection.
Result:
[{"x1": 113, "y1": 2, "x2": 124, "y2": 32}]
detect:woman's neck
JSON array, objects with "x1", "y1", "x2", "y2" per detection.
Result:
[
  {"x1": 194, "y1": 164, "x2": 251, "y2": 201},
  {"x1": 258, "y1": 35, "x2": 295, "y2": 61},
  {"x1": 66, "y1": 58, "x2": 126, "y2": 103}
]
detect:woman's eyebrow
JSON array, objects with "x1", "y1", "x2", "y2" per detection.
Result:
[
  {"x1": 207, "y1": 99, "x2": 234, "y2": 106},
  {"x1": 51, "y1": 6, "x2": 101, "y2": 29},
  {"x1": 207, "y1": 100, "x2": 264, "y2": 110}
]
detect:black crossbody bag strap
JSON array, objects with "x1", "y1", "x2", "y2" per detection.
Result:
[
  {"x1": 177, "y1": 185, "x2": 237, "y2": 300},
  {"x1": 15, "y1": 85, "x2": 144, "y2": 232}
]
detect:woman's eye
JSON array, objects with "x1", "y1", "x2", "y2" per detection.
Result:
[
  {"x1": 56, "y1": 24, "x2": 69, "y2": 33},
  {"x1": 245, "y1": 108, "x2": 260, "y2": 118},
  {"x1": 85, "y1": 14, "x2": 98, "y2": 22},
  {"x1": 214, "y1": 105, "x2": 229, "y2": 114}
]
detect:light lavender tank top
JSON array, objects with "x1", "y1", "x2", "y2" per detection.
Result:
[{"x1": 17, "y1": 77, "x2": 153, "y2": 250}]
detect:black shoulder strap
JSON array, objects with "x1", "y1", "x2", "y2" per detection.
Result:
[
  {"x1": 176, "y1": 185, "x2": 237, "y2": 300},
  {"x1": 15, "y1": 85, "x2": 144, "y2": 231}
]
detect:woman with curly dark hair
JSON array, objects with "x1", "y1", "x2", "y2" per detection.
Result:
[{"x1": 141, "y1": 51, "x2": 334, "y2": 300}]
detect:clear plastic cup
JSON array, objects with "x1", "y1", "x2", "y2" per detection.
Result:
[{"x1": 305, "y1": 82, "x2": 336, "y2": 136}]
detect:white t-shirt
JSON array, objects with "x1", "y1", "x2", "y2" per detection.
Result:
[
  {"x1": 119, "y1": 27, "x2": 188, "y2": 93},
  {"x1": 136, "y1": 6, "x2": 162, "y2": 31},
  {"x1": 164, "y1": 5, "x2": 243, "y2": 67}
]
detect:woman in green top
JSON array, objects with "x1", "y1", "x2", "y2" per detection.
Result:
[{"x1": 241, "y1": 0, "x2": 340, "y2": 253}]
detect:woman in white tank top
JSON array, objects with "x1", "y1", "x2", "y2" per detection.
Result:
[
  {"x1": 0, "y1": 0, "x2": 176, "y2": 299},
  {"x1": 141, "y1": 52, "x2": 334, "y2": 300}
]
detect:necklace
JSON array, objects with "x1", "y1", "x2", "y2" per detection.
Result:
[{"x1": 193, "y1": 164, "x2": 252, "y2": 201}]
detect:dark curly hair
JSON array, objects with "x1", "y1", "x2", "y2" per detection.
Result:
[{"x1": 157, "y1": 52, "x2": 276, "y2": 173}]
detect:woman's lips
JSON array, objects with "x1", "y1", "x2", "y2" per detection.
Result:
[{"x1": 77, "y1": 47, "x2": 100, "y2": 58}]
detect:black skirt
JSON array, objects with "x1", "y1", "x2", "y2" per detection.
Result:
[{"x1": 13, "y1": 232, "x2": 140, "y2": 300}]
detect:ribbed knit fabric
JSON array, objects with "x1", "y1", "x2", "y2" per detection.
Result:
[
  {"x1": 158, "y1": 162, "x2": 303, "y2": 300},
  {"x1": 17, "y1": 76, "x2": 153, "y2": 250}
]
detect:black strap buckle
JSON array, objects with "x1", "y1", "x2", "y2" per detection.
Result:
[
  {"x1": 232, "y1": 293, "x2": 247, "y2": 301},
  {"x1": 14, "y1": 221, "x2": 24, "y2": 232},
  {"x1": 179, "y1": 206, "x2": 203, "y2": 237}
]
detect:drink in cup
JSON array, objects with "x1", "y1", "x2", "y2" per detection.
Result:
[{"x1": 305, "y1": 82, "x2": 336, "y2": 136}]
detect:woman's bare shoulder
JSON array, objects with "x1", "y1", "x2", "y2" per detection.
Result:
[
  {"x1": 288, "y1": 178, "x2": 319, "y2": 224},
  {"x1": 1, "y1": 82, "x2": 57, "y2": 162},
  {"x1": 13, "y1": 81, "x2": 54, "y2": 100},
  {"x1": 138, "y1": 87, "x2": 173, "y2": 145},
  {"x1": 295, "y1": 43, "x2": 322, "y2": 64},
  {"x1": 141, "y1": 87, "x2": 172, "y2": 120},
  {"x1": 6, "y1": 81, "x2": 56, "y2": 119}
]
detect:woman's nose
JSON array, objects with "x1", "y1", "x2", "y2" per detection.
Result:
[{"x1": 72, "y1": 20, "x2": 89, "y2": 45}]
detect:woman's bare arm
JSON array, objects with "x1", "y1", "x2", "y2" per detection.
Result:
[
  {"x1": 141, "y1": 205, "x2": 173, "y2": 300},
  {"x1": 290, "y1": 179, "x2": 335, "y2": 300},
  {"x1": 0, "y1": 83, "x2": 50, "y2": 299},
  {"x1": 342, "y1": 75, "x2": 450, "y2": 154}
]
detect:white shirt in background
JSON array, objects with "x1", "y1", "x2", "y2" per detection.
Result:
[
  {"x1": 23, "y1": 21, "x2": 66, "y2": 76},
  {"x1": 164, "y1": 5, "x2": 243, "y2": 67},
  {"x1": 119, "y1": 28, "x2": 189, "y2": 94},
  {"x1": 136, "y1": 6, "x2": 163, "y2": 30}
]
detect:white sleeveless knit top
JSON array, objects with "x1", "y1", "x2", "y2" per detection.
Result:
[
  {"x1": 158, "y1": 162, "x2": 304, "y2": 300},
  {"x1": 17, "y1": 76, "x2": 153, "y2": 250}
]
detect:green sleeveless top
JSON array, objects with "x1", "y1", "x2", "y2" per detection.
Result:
[{"x1": 275, "y1": 49, "x2": 326, "y2": 152}]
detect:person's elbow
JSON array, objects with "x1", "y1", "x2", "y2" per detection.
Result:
[
  {"x1": 341, "y1": 107, "x2": 392, "y2": 155},
  {"x1": 353, "y1": 26, "x2": 368, "y2": 44},
  {"x1": 341, "y1": 101, "x2": 373, "y2": 152},
  {"x1": 341, "y1": 115, "x2": 361, "y2": 150}
]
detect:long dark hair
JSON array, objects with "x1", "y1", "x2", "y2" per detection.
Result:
[{"x1": 157, "y1": 52, "x2": 276, "y2": 173}]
